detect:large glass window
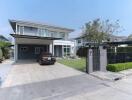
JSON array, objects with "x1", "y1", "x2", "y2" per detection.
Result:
[
  {"x1": 60, "y1": 32, "x2": 65, "y2": 39},
  {"x1": 41, "y1": 29, "x2": 46, "y2": 37},
  {"x1": 63, "y1": 45, "x2": 71, "y2": 56},
  {"x1": 51, "y1": 31, "x2": 59, "y2": 38},
  {"x1": 38, "y1": 29, "x2": 51, "y2": 37},
  {"x1": 78, "y1": 39, "x2": 81, "y2": 44},
  {"x1": 45, "y1": 29, "x2": 51, "y2": 37},
  {"x1": 17, "y1": 25, "x2": 24, "y2": 34}
]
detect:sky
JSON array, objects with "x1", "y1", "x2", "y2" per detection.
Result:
[{"x1": 0, "y1": 0, "x2": 132, "y2": 38}]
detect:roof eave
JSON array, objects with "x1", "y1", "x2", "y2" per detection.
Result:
[{"x1": 9, "y1": 19, "x2": 74, "y2": 33}]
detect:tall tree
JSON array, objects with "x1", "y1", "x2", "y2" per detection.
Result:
[
  {"x1": 127, "y1": 34, "x2": 132, "y2": 40},
  {"x1": 82, "y1": 19, "x2": 122, "y2": 43}
]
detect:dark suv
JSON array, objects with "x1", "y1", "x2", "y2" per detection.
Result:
[{"x1": 37, "y1": 52, "x2": 56, "y2": 65}]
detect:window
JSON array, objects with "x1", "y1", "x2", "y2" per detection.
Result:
[
  {"x1": 20, "y1": 47, "x2": 28, "y2": 52},
  {"x1": 35, "y1": 47, "x2": 40, "y2": 54},
  {"x1": 38, "y1": 29, "x2": 41, "y2": 36},
  {"x1": 60, "y1": 32, "x2": 65, "y2": 39},
  {"x1": 16, "y1": 25, "x2": 24, "y2": 34},
  {"x1": 45, "y1": 29, "x2": 51, "y2": 37},
  {"x1": 20, "y1": 26, "x2": 24, "y2": 35},
  {"x1": 38, "y1": 28, "x2": 51, "y2": 37},
  {"x1": 78, "y1": 39, "x2": 81, "y2": 44},
  {"x1": 51, "y1": 31, "x2": 57, "y2": 38},
  {"x1": 63, "y1": 45, "x2": 71, "y2": 56}
]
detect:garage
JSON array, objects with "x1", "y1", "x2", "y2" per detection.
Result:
[{"x1": 18, "y1": 44, "x2": 49, "y2": 60}]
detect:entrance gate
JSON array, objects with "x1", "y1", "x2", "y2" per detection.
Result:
[
  {"x1": 93, "y1": 47, "x2": 100, "y2": 71},
  {"x1": 86, "y1": 45, "x2": 107, "y2": 74}
]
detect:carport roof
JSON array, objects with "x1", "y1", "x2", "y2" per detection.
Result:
[{"x1": 10, "y1": 34, "x2": 62, "y2": 40}]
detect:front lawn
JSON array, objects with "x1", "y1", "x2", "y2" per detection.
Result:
[{"x1": 57, "y1": 58, "x2": 86, "y2": 72}]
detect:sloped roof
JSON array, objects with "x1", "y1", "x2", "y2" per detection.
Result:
[
  {"x1": 9, "y1": 19, "x2": 74, "y2": 33},
  {"x1": 0, "y1": 35, "x2": 9, "y2": 42}
]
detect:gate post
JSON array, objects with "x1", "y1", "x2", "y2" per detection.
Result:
[
  {"x1": 86, "y1": 48, "x2": 93, "y2": 74},
  {"x1": 99, "y1": 46, "x2": 107, "y2": 72}
]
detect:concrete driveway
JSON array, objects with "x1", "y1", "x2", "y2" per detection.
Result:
[
  {"x1": 1, "y1": 60, "x2": 132, "y2": 100},
  {"x1": 0, "y1": 60, "x2": 13, "y2": 85},
  {"x1": 1, "y1": 60, "x2": 84, "y2": 88}
]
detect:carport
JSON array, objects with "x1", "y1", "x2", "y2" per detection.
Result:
[{"x1": 11, "y1": 34, "x2": 61, "y2": 62}]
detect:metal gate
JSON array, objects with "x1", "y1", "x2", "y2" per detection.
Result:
[{"x1": 92, "y1": 47, "x2": 100, "y2": 71}]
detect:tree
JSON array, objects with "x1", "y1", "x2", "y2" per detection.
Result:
[
  {"x1": 0, "y1": 41, "x2": 11, "y2": 59},
  {"x1": 82, "y1": 19, "x2": 122, "y2": 43},
  {"x1": 127, "y1": 34, "x2": 132, "y2": 40}
]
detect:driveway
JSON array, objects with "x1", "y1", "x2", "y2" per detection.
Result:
[
  {"x1": 1, "y1": 60, "x2": 84, "y2": 88},
  {"x1": 2, "y1": 60, "x2": 132, "y2": 100},
  {"x1": 0, "y1": 60, "x2": 13, "y2": 85},
  {"x1": 0, "y1": 60, "x2": 106, "y2": 100}
]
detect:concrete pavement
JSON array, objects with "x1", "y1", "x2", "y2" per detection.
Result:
[
  {"x1": 2, "y1": 73, "x2": 132, "y2": 100},
  {"x1": 2, "y1": 60, "x2": 132, "y2": 100},
  {"x1": 0, "y1": 74, "x2": 105, "y2": 100},
  {"x1": 0, "y1": 60, "x2": 13, "y2": 85},
  {"x1": 64, "y1": 75, "x2": 132, "y2": 100},
  {"x1": 2, "y1": 61, "x2": 83, "y2": 88}
]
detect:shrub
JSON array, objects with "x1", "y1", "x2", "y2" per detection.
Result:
[
  {"x1": 76, "y1": 47, "x2": 87, "y2": 57},
  {"x1": 107, "y1": 62, "x2": 132, "y2": 72},
  {"x1": 0, "y1": 42, "x2": 11, "y2": 59}
]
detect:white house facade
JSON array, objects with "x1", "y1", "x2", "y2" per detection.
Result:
[{"x1": 9, "y1": 20, "x2": 75, "y2": 62}]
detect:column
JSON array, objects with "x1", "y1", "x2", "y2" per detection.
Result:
[
  {"x1": 49, "y1": 44, "x2": 52, "y2": 53},
  {"x1": 86, "y1": 49, "x2": 93, "y2": 74},
  {"x1": 49, "y1": 40, "x2": 54, "y2": 55},
  {"x1": 52, "y1": 41, "x2": 54, "y2": 56},
  {"x1": 99, "y1": 46, "x2": 107, "y2": 72},
  {"x1": 62, "y1": 45, "x2": 64, "y2": 57},
  {"x1": 14, "y1": 43, "x2": 18, "y2": 62}
]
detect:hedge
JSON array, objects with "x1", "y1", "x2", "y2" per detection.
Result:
[{"x1": 107, "y1": 62, "x2": 132, "y2": 72}]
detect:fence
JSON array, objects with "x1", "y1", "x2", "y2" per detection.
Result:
[{"x1": 107, "y1": 46, "x2": 132, "y2": 64}]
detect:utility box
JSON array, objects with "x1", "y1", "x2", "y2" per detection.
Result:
[{"x1": 86, "y1": 45, "x2": 107, "y2": 74}]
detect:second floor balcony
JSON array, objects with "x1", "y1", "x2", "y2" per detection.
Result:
[{"x1": 15, "y1": 25, "x2": 67, "y2": 40}]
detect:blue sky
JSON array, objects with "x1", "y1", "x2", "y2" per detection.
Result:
[{"x1": 0, "y1": 0, "x2": 132, "y2": 38}]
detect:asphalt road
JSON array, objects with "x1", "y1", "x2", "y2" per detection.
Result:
[
  {"x1": 0, "y1": 74, "x2": 106, "y2": 100},
  {"x1": 1, "y1": 60, "x2": 132, "y2": 100}
]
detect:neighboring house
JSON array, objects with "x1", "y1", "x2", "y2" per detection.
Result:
[
  {"x1": 75, "y1": 33, "x2": 127, "y2": 50},
  {"x1": 9, "y1": 20, "x2": 75, "y2": 62},
  {"x1": 108, "y1": 35, "x2": 127, "y2": 42},
  {"x1": 0, "y1": 35, "x2": 9, "y2": 42}
]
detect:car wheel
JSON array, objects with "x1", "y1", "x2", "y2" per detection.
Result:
[
  {"x1": 39, "y1": 60, "x2": 43, "y2": 65},
  {"x1": 51, "y1": 62, "x2": 55, "y2": 65}
]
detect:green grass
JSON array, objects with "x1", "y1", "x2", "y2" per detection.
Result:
[
  {"x1": 57, "y1": 58, "x2": 86, "y2": 72},
  {"x1": 107, "y1": 62, "x2": 132, "y2": 72}
]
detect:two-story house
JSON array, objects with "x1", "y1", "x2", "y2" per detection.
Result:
[{"x1": 9, "y1": 20, "x2": 75, "y2": 62}]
